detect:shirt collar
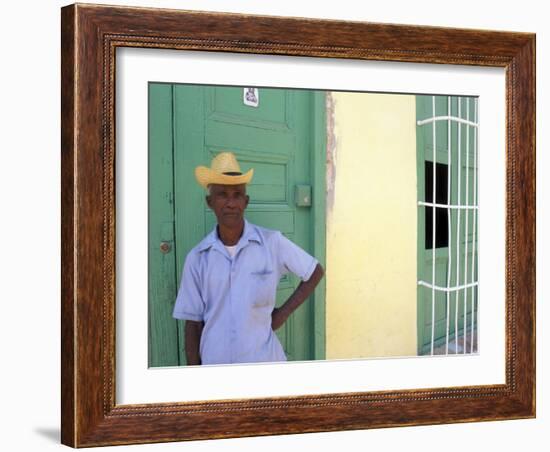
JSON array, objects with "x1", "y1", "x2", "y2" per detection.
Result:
[{"x1": 197, "y1": 219, "x2": 262, "y2": 253}]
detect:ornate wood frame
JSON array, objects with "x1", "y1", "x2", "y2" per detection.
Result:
[{"x1": 61, "y1": 3, "x2": 535, "y2": 447}]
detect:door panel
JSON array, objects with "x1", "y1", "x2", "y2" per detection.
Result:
[
  {"x1": 209, "y1": 87, "x2": 290, "y2": 128},
  {"x1": 148, "y1": 84, "x2": 179, "y2": 367},
  {"x1": 202, "y1": 86, "x2": 313, "y2": 362}
]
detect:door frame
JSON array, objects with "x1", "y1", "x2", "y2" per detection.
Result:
[{"x1": 311, "y1": 91, "x2": 327, "y2": 360}]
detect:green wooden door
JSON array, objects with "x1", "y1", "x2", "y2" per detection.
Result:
[
  {"x1": 416, "y1": 95, "x2": 479, "y2": 355},
  {"x1": 148, "y1": 84, "x2": 179, "y2": 367},
  {"x1": 149, "y1": 83, "x2": 326, "y2": 366}
]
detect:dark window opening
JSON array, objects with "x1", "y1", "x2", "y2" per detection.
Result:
[{"x1": 425, "y1": 161, "x2": 449, "y2": 249}]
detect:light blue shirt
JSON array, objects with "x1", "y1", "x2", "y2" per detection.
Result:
[{"x1": 172, "y1": 220, "x2": 318, "y2": 365}]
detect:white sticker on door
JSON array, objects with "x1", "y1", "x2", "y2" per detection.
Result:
[{"x1": 243, "y1": 87, "x2": 259, "y2": 107}]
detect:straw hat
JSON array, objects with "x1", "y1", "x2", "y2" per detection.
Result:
[{"x1": 195, "y1": 152, "x2": 254, "y2": 189}]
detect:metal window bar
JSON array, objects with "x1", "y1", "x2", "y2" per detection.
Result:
[
  {"x1": 455, "y1": 99, "x2": 462, "y2": 354},
  {"x1": 446, "y1": 97, "x2": 452, "y2": 354},
  {"x1": 431, "y1": 96, "x2": 436, "y2": 355},
  {"x1": 417, "y1": 116, "x2": 479, "y2": 128},
  {"x1": 418, "y1": 201, "x2": 478, "y2": 210},
  {"x1": 418, "y1": 281, "x2": 478, "y2": 292},
  {"x1": 463, "y1": 99, "x2": 471, "y2": 354},
  {"x1": 470, "y1": 99, "x2": 479, "y2": 353},
  {"x1": 417, "y1": 95, "x2": 479, "y2": 356}
]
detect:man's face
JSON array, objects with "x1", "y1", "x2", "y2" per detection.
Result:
[{"x1": 206, "y1": 183, "x2": 249, "y2": 229}]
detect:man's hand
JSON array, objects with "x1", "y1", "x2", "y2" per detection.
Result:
[
  {"x1": 184, "y1": 320, "x2": 204, "y2": 365},
  {"x1": 271, "y1": 264, "x2": 324, "y2": 331}
]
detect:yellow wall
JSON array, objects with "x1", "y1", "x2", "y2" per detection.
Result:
[{"x1": 326, "y1": 92, "x2": 417, "y2": 359}]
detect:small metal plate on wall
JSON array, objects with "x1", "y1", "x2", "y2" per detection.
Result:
[{"x1": 295, "y1": 185, "x2": 312, "y2": 207}]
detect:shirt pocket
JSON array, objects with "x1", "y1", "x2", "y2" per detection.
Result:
[{"x1": 250, "y1": 269, "x2": 275, "y2": 307}]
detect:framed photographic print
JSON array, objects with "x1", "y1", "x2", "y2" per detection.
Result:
[{"x1": 61, "y1": 3, "x2": 535, "y2": 447}]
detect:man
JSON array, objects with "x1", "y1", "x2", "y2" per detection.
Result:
[{"x1": 172, "y1": 152, "x2": 324, "y2": 365}]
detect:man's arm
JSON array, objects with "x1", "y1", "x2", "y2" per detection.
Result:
[
  {"x1": 184, "y1": 320, "x2": 204, "y2": 365},
  {"x1": 271, "y1": 263, "x2": 324, "y2": 331}
]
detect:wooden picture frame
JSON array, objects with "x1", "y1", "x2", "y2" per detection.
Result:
[{"x1": 61, "y1": 3, "x2": 535, "y2": 447}]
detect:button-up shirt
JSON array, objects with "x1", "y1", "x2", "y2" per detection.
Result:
[{"x1": 172, "y1": 220, "x2": 318, "y2": 365}]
